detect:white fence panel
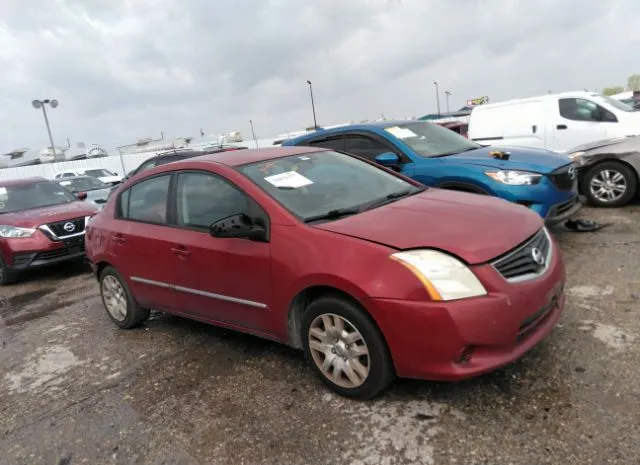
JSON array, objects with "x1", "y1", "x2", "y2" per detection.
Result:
[
  {"x1": 0, "y1": 137, "x2": 282, "y2": 183},
  {"x1": 0, "y1": 153, "x2": 164, "y2": 182}
]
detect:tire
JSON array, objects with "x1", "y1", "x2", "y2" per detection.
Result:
[
  {"x1": 99, "y1": 266, "x2": 149, "y2": 329},
  {"x1": 0, "y1": 258, "x2": 18, "y2": 286},
  {"x1": 581, "y1": 161, "x2": 637, "y2": 208},
  {"x1": 301, "y1": 295, "x2": 395, "y2": 399}
]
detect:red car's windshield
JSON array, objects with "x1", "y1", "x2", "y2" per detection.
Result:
[
  {"x1": 238, "y1": 150, "x2": 421, "y2": 221},
  {"x1": 0, "y1": 181, "x2": 77, "y2": 214}
]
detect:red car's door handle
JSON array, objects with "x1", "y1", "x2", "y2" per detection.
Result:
[
  {"x1": 112, "y1": 234, "x2": 126, "y2": 244},
  {"x1": 170, "y1": 247, "x2": 191, "y2": 258}
]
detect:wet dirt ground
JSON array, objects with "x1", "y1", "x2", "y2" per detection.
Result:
[{"x1": 1, "y1": 205, "x2": 639, "y2": 465}]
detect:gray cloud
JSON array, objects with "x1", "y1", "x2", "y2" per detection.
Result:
[{"x1": 1, "y1": 0, "x2": 639, "y2": 156}]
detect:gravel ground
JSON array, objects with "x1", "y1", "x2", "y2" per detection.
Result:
[{"x1": 0, "y1": 205, "x2": 639, "y2": 465}]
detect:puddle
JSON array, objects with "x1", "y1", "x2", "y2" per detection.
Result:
[
  {"x1": 4, "y1": 344, "x2": 84, "y2": 393},
  {"x1": 0, "y1": 300, "x2": 73, "y2": 327},
  {"x1": 579, "y1": 320, "x2": 635, "y2": 351},
  {"x1": 3, "y1": 288, "x2": 56, "y2": 311}
]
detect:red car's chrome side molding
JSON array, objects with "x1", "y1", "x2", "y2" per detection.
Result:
[{"x1": 130, "y1": 276, "x2": 267, "y2": 309}]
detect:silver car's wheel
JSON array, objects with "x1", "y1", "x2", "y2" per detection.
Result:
[
  {"x1": 589, "y1": 169, "x2": 627, "y2": 203},
  {"x1": 582, "y1": 161, "x2": 637, "y2": 208},
  {"x1": 308, "y1": 313, "x2": 370, "y2": 389},
  {"x1": 102, "y1": 275, "x2": 127, "y2": 321}
]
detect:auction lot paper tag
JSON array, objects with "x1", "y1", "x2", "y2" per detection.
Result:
[
  {"x1": 265, "y1": 171, "x2": 313, "y2": 188},
  {"x1": 385, "y1": 126, "x2": 417, "y2": 139}
]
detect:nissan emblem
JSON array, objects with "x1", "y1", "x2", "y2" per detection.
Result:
[{"x1": 531, "y1": 247, "x2": 545, "y2": 266}]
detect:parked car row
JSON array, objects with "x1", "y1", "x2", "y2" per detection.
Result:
[
  {"x1": 0, "y1": 115, "x2": 634, "y2": 399},
  {"x1": 55, "y1": 167, "x2": 123, "y2": 187},
  {"x1": 465, "y1": 90, "x2": 640, "y2": 207}
]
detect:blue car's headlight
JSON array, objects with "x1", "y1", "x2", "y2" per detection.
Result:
[{"x1": 485, "y1": 170, "x2": 542, "y2": 186}]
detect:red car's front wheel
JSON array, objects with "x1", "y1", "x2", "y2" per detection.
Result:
[{"x1": 302, "y1": 295, "x2": 395, "y2": 399}]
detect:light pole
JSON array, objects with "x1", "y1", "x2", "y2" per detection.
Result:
[
  {"x1": 306, "y1": 80, "x2": 318, "y2": 131},
  {"x1": 31, "y1": 99, "x2": 59, "y2": 157},
  {"x1": 433, "y1": 82, "x2": 441, "y2": 116},
  {"x1": 444, "y1": 90, "x2": 452, "y2": 113},
  {"x1": 249, "y1": 120, "x2": 258, "y2": 148}
]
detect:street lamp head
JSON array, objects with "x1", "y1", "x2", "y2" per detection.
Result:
[
  {"x1": 433, "y1": 81, "x2": 438, "y2": 86},
  {"x1": 49, "y1": 99, "x2": 59, "y2": 108},
  {"x1": 306, "y1": 80, "x2": 312, "y2": 85},
  {"x1": 32, "y1": 99, "x2": 42, "y2": 109}
]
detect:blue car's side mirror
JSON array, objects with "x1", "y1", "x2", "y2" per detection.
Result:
[{"x1": 375, "y1": 152, "x2": 400, "y2": 166}]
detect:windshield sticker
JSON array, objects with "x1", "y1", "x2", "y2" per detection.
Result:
[
  {"x1": 298, "y1": 156, "x2": 311, "y2": 160},
  {"x1": 265, "y1": 171, "x2": 313, "y2": 189},
  {"x1": 0, "y1": 188, "x2": 6, "y2": 195},
  {"x1": 385, "y1": 126, "x2": 417, "y2": 139}
]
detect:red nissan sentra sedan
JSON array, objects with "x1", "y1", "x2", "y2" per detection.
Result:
[{"x1": 86, "y1": 146, "x2": 566, "y2": 399}]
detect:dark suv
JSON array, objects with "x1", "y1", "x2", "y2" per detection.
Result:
[
  {"x1": 0, "y1": 177, "x2": 99, "y2": 284},
  {"x1": 128, "y1": 147, "x2": 245, "y2": 179},
  {"x1": 109, "y1": 147, "x2": 246, "y2": 197}
]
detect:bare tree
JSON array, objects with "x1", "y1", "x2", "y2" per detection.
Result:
[{"x1": 628, "y1": 74, "x2": 640, "y2": 91}]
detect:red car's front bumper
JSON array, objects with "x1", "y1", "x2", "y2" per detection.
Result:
[{"x1": 364, "y1": 241, "x2": 566, "y2": 381}]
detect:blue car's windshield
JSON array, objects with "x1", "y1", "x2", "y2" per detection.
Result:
[{"x1": 383, "y1": 121, "x2": 480, "y2": 157}]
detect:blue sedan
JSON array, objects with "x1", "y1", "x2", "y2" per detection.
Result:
[{"x1": 282, "y1": 120, "x2": 583, "y2": 225}]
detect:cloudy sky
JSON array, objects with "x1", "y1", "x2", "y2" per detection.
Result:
[{"x1": 1, "y1": 0, "x2": 639, "y2": 156}]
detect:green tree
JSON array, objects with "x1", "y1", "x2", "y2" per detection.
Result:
[
  {"x1": 602, "y1": 86, "x2": 624, "y2": 96},
  {"x1": 628, "y1": 74, "x2": 640, "y2": 91}
]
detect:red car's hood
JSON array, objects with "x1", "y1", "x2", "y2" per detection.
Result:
[
  {"x1": 313, "y1": 189, "x2": 543, "y2": 264},
  {"x1": 0, "y1": 201, "x2": 99, "y2": 228}
]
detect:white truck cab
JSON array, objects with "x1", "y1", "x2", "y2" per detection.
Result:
[{"x1": 468, "y1": 91, "x2": 640, "y2": 153}]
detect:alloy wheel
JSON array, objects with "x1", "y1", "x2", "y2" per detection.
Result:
[
  {"x1": 589, "y1": 169, "x2": 627, "y2": 203},
  {"x1": 308, "y1": 313, "x2": 370, "y2": 388},
  {"x1": 102, "y1": 275, "x2": 128, "y2": 321}
]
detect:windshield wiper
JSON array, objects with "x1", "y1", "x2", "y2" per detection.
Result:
[
  {"x1": 364, "y1": 187, "x2": 425, "y2": 210},
  {"x1": 304, "y1": 207, "x2": 361, "y2": 223}
]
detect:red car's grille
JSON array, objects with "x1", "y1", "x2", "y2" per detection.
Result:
[{"x1": 492, "y1": 228, "x2": 551, "y2": 281}]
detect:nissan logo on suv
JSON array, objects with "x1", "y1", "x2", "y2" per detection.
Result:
[{"x1": 63, "y1": 222, "x2": 76, "y2": 233}]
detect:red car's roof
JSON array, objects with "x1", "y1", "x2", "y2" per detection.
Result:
[
  {"x1": 0, "y1": 176, "x2": 47, "y2": 187},
  {"x1": 191, "y1": 146, "x2": 325, "y2": 167}
]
